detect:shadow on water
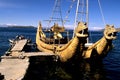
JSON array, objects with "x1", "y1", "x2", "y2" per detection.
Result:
[{"x1": 22, "y1": 56, "x2": 108, "y2": 80}]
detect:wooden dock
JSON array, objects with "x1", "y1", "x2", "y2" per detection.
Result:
[
  {"x1": 11, "y1": 39, "x2": 28, "y2": 52},
  {"x1": 0, "y1": 52, "x2": 57, "y2": 80},
  {"x1": 0, "y1": 39, "x2": 58, "y2": 80},
  {"x1": 1, "y1": 52, "x2": 57, "y2": 59},
  {"x1": 0, "y1": 58, "x2": 29, "y2": 80}
]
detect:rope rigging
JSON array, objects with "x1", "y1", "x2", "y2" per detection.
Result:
[
  {"x1": 98, "y1": 0, "x2": 106, "y2": 26},
  {"x1": 73, "y1": 0, "x2": 88, "y2": 37},
  {"x1": 48, "y1": 0, "x2": 64, "y2": 27},
  {"x1": 64, "y1": 0, "x2": 76, "y2": 24}
]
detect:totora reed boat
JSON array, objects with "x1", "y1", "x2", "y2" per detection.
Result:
[
  {"x1": 36, "y1": 0, "x2": 118, "y2": 62},
  {"x1": 36, "y1": 0, "x2": 89, "y2": 62},
  {"x1": 36, "y1": 22, "x2": 88, "y2": 62}
]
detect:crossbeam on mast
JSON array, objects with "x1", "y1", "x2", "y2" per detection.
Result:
[{"x1": 48, "y1": 0, "x2": 64, "y2": 27}]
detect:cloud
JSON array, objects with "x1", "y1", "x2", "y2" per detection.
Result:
[
  {"x1": 6, "y1": 23, "x2": 17, "y2": 26},
  {"x1": 65, "y1": 25, "x2": 103, "y2": 30},
  {"x1": 90, "y1": 27, "x2": 103, "y2": 31},
  {"x1": 64, "y1": 24, "x2": 74, "y2": 29},
  {"x1": 0, "y1": 23, "x2": 17, "y2": 27}
]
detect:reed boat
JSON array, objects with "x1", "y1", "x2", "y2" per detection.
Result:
[
  {"x1": 72, "y1": 0, "x2": 118, "y2": 60},
  {"x1": 82, "y1": 25, "x2": 117, "y2": 59},
  {"x1": 36, "y1": 0, "x2": 118, "y2": 62},
  {"x1": 36, "y1": 22, "x2": 88, "y2": 62}
]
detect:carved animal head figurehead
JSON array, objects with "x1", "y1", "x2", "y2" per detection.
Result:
[
  {"x1": 37, "y1": 21, "x2": 46, "y2": 38},
  {"x1": 75, "y1": 22, "x2": 88, "y2": 38},
  {"x1": 104, "y1": 24, "x2": 117, "y2": 40},
  {"x1": 38, "y1": 21, "x2": 42, "y2": 31}
]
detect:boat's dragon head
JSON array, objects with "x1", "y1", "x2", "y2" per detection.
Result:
[
  {"x1": 38, "y1": 21, "x2": 43, "y2": 31},
  {"x1": 37, "y1": 21, "x2": 46, "y2": 38},
  {"x1": 104, "y1": 24, "x2": 117, "y2": 40},
  {"x1": 75, "y1": 22, "x2": 88, "y2": 38}
]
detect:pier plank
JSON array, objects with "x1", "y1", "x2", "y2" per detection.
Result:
[
  {"x1": 24, "y1": 52, "x2": 56, "y2": 57},
  {"x1": 0, "y1": 52, "x2": 57, "y2": 79},
  {"x1": 0, "y1": 58, "x2": 29, "y2": 80},
  {"x1": 11, "y1": 39, "x2": 28, "y2": 52},
  {"x1": 1, "y1": 52, "x2": 57, "y2": 59}
]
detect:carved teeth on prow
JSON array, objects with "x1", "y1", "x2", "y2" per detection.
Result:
[
  {"x1": 82, "y1": 30, "x2": 84, "y2": 34},
  {"x1": 111, "y1": 33, "x2": 114, "y2": 37},
  {"x1": 112, "y1": 32, "x2": 116, "y2": 37}
]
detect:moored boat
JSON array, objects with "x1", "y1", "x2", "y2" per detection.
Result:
[
  {"x1": 36, "y1": 22, "x2": 88, "y2": 62},
  {"x1": 82, "y1": 25, "x2": 117, "y2": 59}
]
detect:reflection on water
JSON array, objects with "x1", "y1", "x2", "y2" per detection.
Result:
[{"x1": 23, "y1": 56, "x2": 108, "y2": 80}]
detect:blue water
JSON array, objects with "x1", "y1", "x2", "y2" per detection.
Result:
[
  {"x1": 0, "y1": 27, "x2": 120, "y2": 80},
  {"x1": 0, "y1": 27, "x2": 37, "y2": 56}
]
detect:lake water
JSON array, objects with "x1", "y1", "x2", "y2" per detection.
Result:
[{"x1": 0, "y1": 27, "x2": 120, "y2": 80}]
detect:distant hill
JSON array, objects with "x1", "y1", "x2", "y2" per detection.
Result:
[
  {"x1": 8, "y1": 25, "x2": 35, "y2": 28},
  {"x1": 0, "y1": 24, "x2": 8, "y2": 27},
  {"x1": 0, "y1": 24, "x2": 35, "y2": 28}
]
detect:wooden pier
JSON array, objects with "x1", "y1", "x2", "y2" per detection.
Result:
[
  {"x1": 1, "y1": 52, "x2": 57, "y2": 59},
  {"x1": 11, "y1": 39, "x2": 28, "y2": 52},
  {"x1": 0, "y1": 39, "x2": 57, "y2": 80},
  {"x1": 0, "y1": 58, "x2": 29, "y2": 80}
]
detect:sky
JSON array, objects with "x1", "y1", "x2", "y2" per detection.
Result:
[{"x1": 0, "y1": 0, "x2": 120, "y2": 30}]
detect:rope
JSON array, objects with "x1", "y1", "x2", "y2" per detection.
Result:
[
  {"x1": 73, "y1": 0, "x2": 80, "y2": 38},
  {"x1": 48, "y1": 0, "x2": 63, "y2": 27},
  {"x1": 64, "y1": 0, "x2": 76, "y2": 24},
  {"x1": 80, "y1": 0, "x2": 85, "y2": 21},
  {"x1": 98, "y1": 0, "x2": 106, "y2": 26}
]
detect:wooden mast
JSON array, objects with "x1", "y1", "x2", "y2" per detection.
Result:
[
  {"x1": 73, "y1": 0, "x2": 93, "y2": 47},
  {"x1": 73, "y1": 0, "x2": 89, "y2": 38},
  {"x1": 48, "y1": 0, "x2": 64, "y2": 27}
]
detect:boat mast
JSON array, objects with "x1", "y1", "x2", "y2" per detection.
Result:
[
  {"x1": 48, "y1": 0, "x2": 64, "y2": 27},
  {"x1": 64, "y1": 0, "x2": 75, "y2": 25},
  {"x1": 86, "y1": 0, "x2": 89, "y2": 43},
  {"x1": 73, "y1": 0, "x2": 80, "y2": 36},
  {"x1": 73, "y1": 0, "x2": 89, "y2": 42}
]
